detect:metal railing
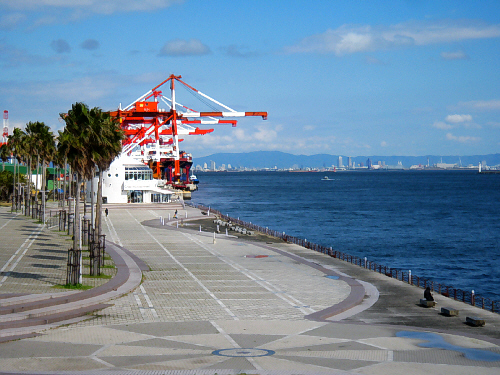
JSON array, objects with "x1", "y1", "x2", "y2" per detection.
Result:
[{"x1": 188, "y1": 202, "x2": 499, "y2": 314}]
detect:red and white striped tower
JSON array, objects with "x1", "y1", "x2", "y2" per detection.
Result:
[{"x1": 2, "y1": 110, "x2": 8, "y2": 143}]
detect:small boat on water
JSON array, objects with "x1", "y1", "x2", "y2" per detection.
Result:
[
  {"x1": 321, "y1": 176, "x2": 332, "y2": 181},
  {"x1": 190, "y1": 174, "x2": 199, "y2": 184}
]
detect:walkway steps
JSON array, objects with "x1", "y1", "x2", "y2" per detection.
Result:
[
  {"x1": 0, "y1": 241, "x2": 144, "y2": 341},
  {"x1": 0, "y1": 291, "x2": 78, "y2": 308},
  {"x1": 0, "y1": 293, "x2": 80, "y2": 316},
  {"x1": 0, "y1": 303, "x2": 112, "y2": 330}
]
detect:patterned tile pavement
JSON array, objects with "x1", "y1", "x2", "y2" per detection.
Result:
[{"x1": 0, "y1": 204, "x2": 499, "y2": 374}]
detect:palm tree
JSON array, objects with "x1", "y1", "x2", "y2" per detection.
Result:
[
  {"x1": 57, "y1": 130, "x2": 72, "y2": 208},
  {"x1": 59, "y1": 102, "x2": 95, "y2": 251},
  {"x1": 0, "y1": 144, "x2": 10, "y2": 171},
  {"x1": 88, "y1": 107, "x2": 124, "y2": 239},
  {"x1": 52, "y1": 142, "x2": 65, "y2": 204},
  {"x1": 25, "y1": 122, "x2": 39, "y2": 211},
  {"x1": 7, "y1": 128, "x2": 26, "y2": 211},
  {"x1": 23, "y1": 123, "x2": 38, "y2": 214},
  {"x1": 38, "y1": 124, "x2": 55, "y2": 222},
  {"x1": 25, "y1": 122, "x2": 55, "y2": 221}
]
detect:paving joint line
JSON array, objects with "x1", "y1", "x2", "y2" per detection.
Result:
[
  {"x1": 126, "y1": 209, "x2": 239, "y2": 321},
  {"x1": 182, "y1": 232, "x2": 315, "y2": 315}
]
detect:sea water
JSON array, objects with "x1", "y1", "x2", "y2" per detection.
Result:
[{"x1": 191, "y1": 170, "x2": 500, "y2": 302}]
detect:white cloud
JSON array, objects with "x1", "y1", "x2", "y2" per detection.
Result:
[
  {"x1": 233, "y1": 128, "x2": 246, "y2": 141},
  {"x1": 0, "y1": 0, "x2": 183, "y2": 14},
  {"x1": 0, "y1": 0, "x2": 183, "y2": 27},
  {"x1": 253, "y1": 125, "x2": 278, "y2": 142},
  {"x1": 446, "y1": 132, "x2": 480, "y2": 143},
  {"x1": 285, "y1": 20, "x2": 500, "y2": 55},
  {"x1": 440, "y1": 50, "x2": 468, "y2": 60},
  {"x1": 457, "y1": 99, "x2": 500, "y2": 111},
  {"x1": 187, "y1": 124, "x2": 282, "y2": 153},
  {"x1": 0, "y1": 12, "x2": 25, "y2": 30},
  {"x1": 380, "y1": 141, "x2": 387, "y2": 147},
  {"x1": 433, "y1": 121, "x2": 453, "y2": 130},
  {"x1": 158, "y1": 39, "x2": 211, "y2": 56},
  {"x1": 30, "y1": 15, "x2": 57, "y2": 28},
  {"x1": 4, "y1": 75, "x2": 122, "y2": 106},
  {"x1": 0, "y1": 41, "x2": 57, "y2": 67},
  {"x1": 185, "y1": 129, "x2": 373, "y2": 156},
  {"x1": 433, "y1": 114, "x2": 478, "y2": 130},
  {"x1": 184, "y1": 124, "x2": 346, "y2": 155},
  {"x1": 445, "y1": 114, "x2": 472, "y2": 123},
  {"x1": 221, "y1": 44, "x2": 260, "y2": 58},
  {"x1": 365, "y1": 56, "x2": 385, "y2": 65}
]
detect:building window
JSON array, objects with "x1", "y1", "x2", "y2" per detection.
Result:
[
  {"x1": 124, "y1": 165, "x2": 153, "y2": 181},
  {"x1": 127, "y1": 190, "x2": 143, "y2": 203}
]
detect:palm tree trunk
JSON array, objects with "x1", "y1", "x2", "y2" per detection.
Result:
[
  {"x1": 62, "y1": 158, "x2": 66, "y2": 207},
  {"x1": 17, "y1": 161, "x2": 21, "y2": 212},
  {"x1": 35, "y1": 154, "x2": 40, "y2": 205},
  {"x1": 84, "y1": 178, "x2": 87, "y2": 218},
  {"x1": 68, "y1": 165, "x2": 72, "y2": 208},
  {"x1": 90, "y1": 167, "x2": 95, "y2": 231},
  {"x1": 96, "y1": 170, "x2": 103, "y2": 238},
  {"x1": 12, "y1": 157, "x2": 16, "y2": 211},
  {"x1": 29, "y1": 156, "x2": 33, "y2": 214},
  {"x1": 42, "y1": 160, "x2": 46, "y2": 223},
  {"x1": 73, "y1": 173, "x2": 81, "y2": 250},
  {"x1": 26, "y1": 157, "x2": 31, "y2": 215}
]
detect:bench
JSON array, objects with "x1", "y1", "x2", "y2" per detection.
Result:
[
  {"x1": 441, "y1": 307, "x2": 459, "y2": 316},
  {"x1": 420, "y1": 299, "x2": 436, "y2": 308},
  {"x1": 466, "y1": 316, "x2": 485, "y2": 327}
]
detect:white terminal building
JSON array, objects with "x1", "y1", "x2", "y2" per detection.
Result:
[{"x1": 86, "y1": 155, "x2": 174, "y2": 204}]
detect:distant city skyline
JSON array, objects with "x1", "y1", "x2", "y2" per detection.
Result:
[
  {"x1": 192, "y1": 151, "x2": 500, "y2": 171},
  {"x1": 1, "y1": 1, "x2": 499, "y2": 157}
]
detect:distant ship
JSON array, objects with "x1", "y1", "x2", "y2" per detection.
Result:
[{"x1": 190, "y1": 174, "x2": 199, "y2": 184}]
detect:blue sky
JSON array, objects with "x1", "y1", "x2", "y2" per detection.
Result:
[{"x1": 1, "y1": 0, "x2": 499, "y2": 157}]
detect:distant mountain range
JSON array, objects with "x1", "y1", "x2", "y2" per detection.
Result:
[{"x1": 193, "y1": 151, "x2": 500, "y2": 169}]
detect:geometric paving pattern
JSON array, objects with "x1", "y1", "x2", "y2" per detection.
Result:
[
  {"x1": 1, "y1": 205, "x2": 500, "y2": 375},
  {"x1": 0, "y1": 321, "x2": 499, "y2": 373}
]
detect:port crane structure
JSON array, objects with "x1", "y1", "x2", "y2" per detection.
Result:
[
  {"x1": 110, "y1": 74, "x2": 267, "y2": 190},
  {"x1": 1, "y1": 110, "x2": 8, "y2": 146}
]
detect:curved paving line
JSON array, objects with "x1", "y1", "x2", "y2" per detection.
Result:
[
  {"x1": 254, "y1": 243, "x2": 367, "y2": 322},
  {"x1": 151, "y1": 216, "x2": 500, "y2": 346},
  {"x1": 144, "y1": 216, "x2": 368, "y2": 322},
  {"x1": 0, "y1": 241, "x2": 144, "y2": 340}
]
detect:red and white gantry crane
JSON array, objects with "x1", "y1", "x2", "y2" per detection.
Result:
[{"x1": 110, "y1": 75, "x2": 267, "y2": 189}]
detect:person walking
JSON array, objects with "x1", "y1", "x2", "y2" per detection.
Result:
[
  {"x1": 173, "y1": 209, "x2": 178, "y2": 219},
  {"x1": 105, "y1": 208, "x2": 109, "y2": 217}
]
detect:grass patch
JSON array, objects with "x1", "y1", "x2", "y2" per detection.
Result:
[{"x1": 53, "y1": 283, "x2": 93, "y2": 290}]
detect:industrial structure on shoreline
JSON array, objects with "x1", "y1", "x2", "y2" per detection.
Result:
[{"x1": 87, "y1": 75, "x2": 267, "y2": 204}]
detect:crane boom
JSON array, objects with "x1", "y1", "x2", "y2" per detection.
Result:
[{"x1": 112, "y1": 74, "x2": 267, "y2": 186}]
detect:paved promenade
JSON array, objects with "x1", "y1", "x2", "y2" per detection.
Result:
[{"x1": 0, "y1": 203, "x2": 499, "y2": 374}]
